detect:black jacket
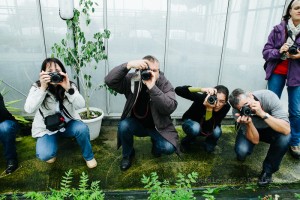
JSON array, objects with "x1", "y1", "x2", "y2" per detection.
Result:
[
  {"x1": 0, "y1": 93, "x2": 15, "y2": 123},
  {"x1": 175, "y1": 86, "x2": 230, "y2": 133}
]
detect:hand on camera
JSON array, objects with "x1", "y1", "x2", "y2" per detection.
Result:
[
  {"x1": 126, "y1": 60, "x2": 150, "y2": 70},
  {"x1": 236, "y1": 113, "x2": 252, "y2": 124},
  {"x1": 57, "y1": 72, "x2": 71, "y2": 91},
  {"x1": 203, "y1": 94, "x2": 216, "y2": 109},
  {"x1": 39, "y1": 71, "x2": 51, "y2": 91},
  {"x1": 287, "y1": 49, "x2": 300, "y2": 59}
]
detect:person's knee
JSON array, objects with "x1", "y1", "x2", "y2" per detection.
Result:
[
  {"x1": 182, "y1": 120, "x2": 200, "y2": 136},
  {"x1": 73, "y1": 121, "x2": 89, "y2": 137},
  {"x1": 277, "y1": 133, "x2": 291, "y2": 147},
  {"x1": 118, "y1": 119, "x2": 132, "y2": 136},
  {"x1": 235, "y1": 144, "x2": 249, "y2": 159},
  {"x1": 159, "y1": 142, "x2": 176, "y2": 155},
  {"x1": 0, "y1": 120, "x2": 18, "y2": 136},
  {"x1": 36, "y1": 151, "x2": 56, "y2": 161},
  {"x1": 212, "y1": 126, "x2": 222, "y2": 139}
]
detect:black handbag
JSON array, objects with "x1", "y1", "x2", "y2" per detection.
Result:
[
  {"x1": 39, "y1": 101, "x2": 73, "y2": 132},
  {"x1": 44, "y1": 113, "x2": 66, "y2": 131}
]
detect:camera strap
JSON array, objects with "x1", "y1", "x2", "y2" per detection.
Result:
[{"x1": 38, "y1": 101, "x2": 75, "y2": 120}]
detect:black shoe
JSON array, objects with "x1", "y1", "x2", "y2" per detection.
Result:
[
  {"x1": 6, "y1": 159, "x2": 18, "y2": 174},
  {"x1": 257, "y1": 171, "x2": 272, "y2": 187},
  {"x1": 151, "y1": 140, "x2": 162, "y2": 158},
  {"x1": 120, "y1": 149, "x2": 135, "y2": 171},
  {"x1": 289, "y1": 146, "x2": 300, "y2": 159}
]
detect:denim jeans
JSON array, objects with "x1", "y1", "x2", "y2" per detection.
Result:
[
  {"x1": 118, "y1": 117, "x2": 176, "y2": 157},
  {"x1": 268, "y1": 74, "x2": 300, "y2": 146},
  {"x1": 267, "y1": 74, "x2": 286, "y2": 98},
  {"x1": 182, "y1": 119, "x2": 222, "y2": 149},
  {"x1": 36, "y1": 120, "x2": 94, "y2": 161},
  {"x1": 288, "y1": 86, "x2": 300, "y2": 146},
  {"x1": 235, "y1": 128, "x2": 290, "y2": 174},
  {"x1": 0, "y1": 120, "x2": 19, "y2": 161}
]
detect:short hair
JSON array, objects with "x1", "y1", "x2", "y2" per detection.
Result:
[
  {"x1": 228, "y1": 88, "x2": 247, "y2": 108},
  {"x1": 143, "y1": 55, "x2": 159, "y2": 64},
  {"x1": 214, "y1": 85, "x2": 229, "y2": 101}
]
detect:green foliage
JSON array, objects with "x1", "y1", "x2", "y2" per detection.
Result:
[
  {"x1": 141, "y1": 171, "x2": 198, "y2": 200},
  {"x1": 23, "y1": 169, "x2": 104, "y2": 200},
  {"x1": 258, "y1": 194, "x2": 280, "y2": 200},
  {"x1": 201, "y1": 187, "x2": 223, "y2": 200},
  {"x1": 51, "y1": 0, "x2": 116, "y2": 119},
  {"x1": 295, "y1": 193, "x2": 300, "y2": 199}
]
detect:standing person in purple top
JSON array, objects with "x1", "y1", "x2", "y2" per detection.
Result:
[{"x1": 263, "y1": 0, "x2": 300, "y2": 158}]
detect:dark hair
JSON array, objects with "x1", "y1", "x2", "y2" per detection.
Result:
[
  {"x1": 228, "y1": 88, "x2": 247, "y2": 109},
  {"x1": 214, "y1": 85, "x2": 229, "y2": 101},
  {"x1": 36, "y1": 58, "x2": 72, "y2": 109},
  {"x1": 283, "y1": 0, "x2": 295, "y2": 21}
]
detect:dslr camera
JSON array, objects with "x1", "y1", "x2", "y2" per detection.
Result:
[
  {"x1": 207, "y1": 95, "x2": 217, "y2": 105},
  {"x1": 141, "y1": 64, "x2": 151, "y2": 81},
  {"x1": 288, "y1": 44, "x2": 298, "y2": 55},
  {"x1": 49, "y1": 72, "x2": 64, "y2": 83},
  {"x1": 240, "y1": 105, "x2": 253, "y2": 116}
]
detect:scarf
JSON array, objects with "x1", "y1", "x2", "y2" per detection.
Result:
[{"x1": 287, "y1": 18, "x2": 300, "y2": 46}]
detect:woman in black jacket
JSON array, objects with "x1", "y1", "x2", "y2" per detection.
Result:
[{"x1": 175, "y1": 85, "x2": 230, "y2": 153}]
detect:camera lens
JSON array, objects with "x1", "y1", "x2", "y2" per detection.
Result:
[
  {"x1": 288, "y1": 44, "x2": 298, "y2": 55},
  {"x1": 141, "y1": 70, "x2": 151, "y2": 80},
  {"x1": 207, "y1": 95, "x2": 217, "y2": 105},
  {"x1": 49, "y1": 72, "x2": 63, "y2": 83},
  {"x1": 240, "y1": 105, "x2": 252, "y2": 116}
]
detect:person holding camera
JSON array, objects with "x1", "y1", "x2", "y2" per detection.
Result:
[
  {"x1": 104, "y1": 55, "x2": 179, "y2": 171},
  {"x1": 229, "y1": 88, "x2": 290, "y2": 186},
  {"x1": 175, "y1": 85, "x2": 230, "y2": 153},
  {"x1": 262, "y1": 0, "x2": 300, "y2": 159},
  {"x1": 24, "y1": 58, "x2": 97, "y2": 168},
  {"x1": 0, "y1": 93, "x2": 19, "y2": 174}
]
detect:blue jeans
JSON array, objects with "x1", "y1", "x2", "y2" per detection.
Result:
[
  {"x1": 267, "y1": 74, "x2": 286, "y2": 98},
  {"x1": 0, "y1": 120, "x2": 19, "y2": 161},
  {"x1": 118, "y1": 117, "x2": 176, "y2": 157},
  {"x1": 268, "y1": 74, "x2": 300, "y2": 146},
  {"x1": 288, "y1": 86, "x2": 300, "y2": 146},
  {"x1": 182, "y1": 119, "x2": 222, "y2": 149},
  {"x1": 36, "y1": 120, "x2": 94, "y2": 161},
  {"x1": 235, "y1": 128, "x2": 290, "y2": 174}
]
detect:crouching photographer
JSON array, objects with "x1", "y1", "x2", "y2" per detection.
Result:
[
  {"x1": 229, "y1": 88, "x2": 290, "y2": 187},
  {"x1": 24, "y1": 58, "x2": 97, "y2": 169},
  {"x1": 105, "y1": 55, "x2": 179, "y2": 171},
  {"x1": 175, "y1": 85, "x2": 230, "y2": 153}
]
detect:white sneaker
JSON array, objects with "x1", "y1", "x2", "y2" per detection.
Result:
[
  {"x1": 46, "y1": 157, "x2": 56, "y2": 164},
  {"x1": 86, "y1": 158, "x2": 97, "y2": 168}
]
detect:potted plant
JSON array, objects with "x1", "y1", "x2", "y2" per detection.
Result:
[{"x1": 51, "y1": 0, "x2": 116, "y2": 140}]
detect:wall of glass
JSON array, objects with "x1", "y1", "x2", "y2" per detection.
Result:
[{"x1": 0, "y1": 0, "x2": 289, "y2": 117}]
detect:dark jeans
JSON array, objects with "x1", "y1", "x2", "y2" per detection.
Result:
[
  {"x1": 182, "y1": 119, "x2": 222, "y2": 149},
  {"x1": 235, "y1": 127, "x2": 290, "y2": 174},
  {"x1": 118, "y1": 117, "x2": 176, "y2": 157},
  {"x1": 0, "y1": 120, "x2": 19, "y2": 161}
]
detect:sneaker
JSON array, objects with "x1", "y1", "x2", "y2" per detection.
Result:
[
  {"x1": 257, "y1": 171, "x2": 272, "y2": 187},
  {"x1": 180, "y1": 137, "x2": 192, "y2": 152},
  {"x1": 46, "y1": 157, "x2": 56, "y2": 164},
  {"x1": 86, "y1": 158, "x2": 97, "y2": 169},
  {"x1": 6, "y1": 159, "x2": 18, "y2": 174},
  {"x1": 290, "y1": 146, "x2": 300, "y2": 159}
]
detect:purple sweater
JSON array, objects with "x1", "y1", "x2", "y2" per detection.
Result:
[{"x1": 262, "y1": 20, "x2": 300, "y2": 86}]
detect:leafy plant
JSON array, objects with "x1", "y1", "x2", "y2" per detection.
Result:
[
  {"x1": 295, "y1": 193, "x2": 300, "y2": 199},
  {"x1": 51, "y1": 0, "x2": 116, "y2": 119},
  {"x1": 258, "y1": 194, "x2": 280, "y2": 200},
  {"x1": 23, "y1": 169, "x2": 104, "y2": 200},
  {"x1": 141, "y1": 171, "x2": 198, "y2": 200}
]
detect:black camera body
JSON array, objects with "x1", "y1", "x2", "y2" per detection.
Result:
[
  {"x1": 207, "y1": 95, "x2": 217, "y2": 105},
  {"x1": 288, "y1": 44, "x2": 298, "y2": 55},
  {"x1": 240, "y1": 105, "x2": 253, "y2": 116},
  {"x1": 49, "y1": 72, "x2": 64, "y2": 83},
  {"x1": 141, "y1": 65, "x2": 151, "y2": 81}
]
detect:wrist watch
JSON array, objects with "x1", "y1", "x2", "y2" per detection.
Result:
[
  {"x1": 262, "y1": 113, "x2": 270, "y2": 120},
  {"x1": 67, "y1": 88, "x2": 75, "y2": 95}
]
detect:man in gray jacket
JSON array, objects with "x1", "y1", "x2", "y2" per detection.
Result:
[{"x1": 105, "y1": 55, "x2": 179, "y2": 171}]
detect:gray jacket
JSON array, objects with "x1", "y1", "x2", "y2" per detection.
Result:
[{"x1": 105, "y1": 63, "x2": 180, "y2": 152}]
